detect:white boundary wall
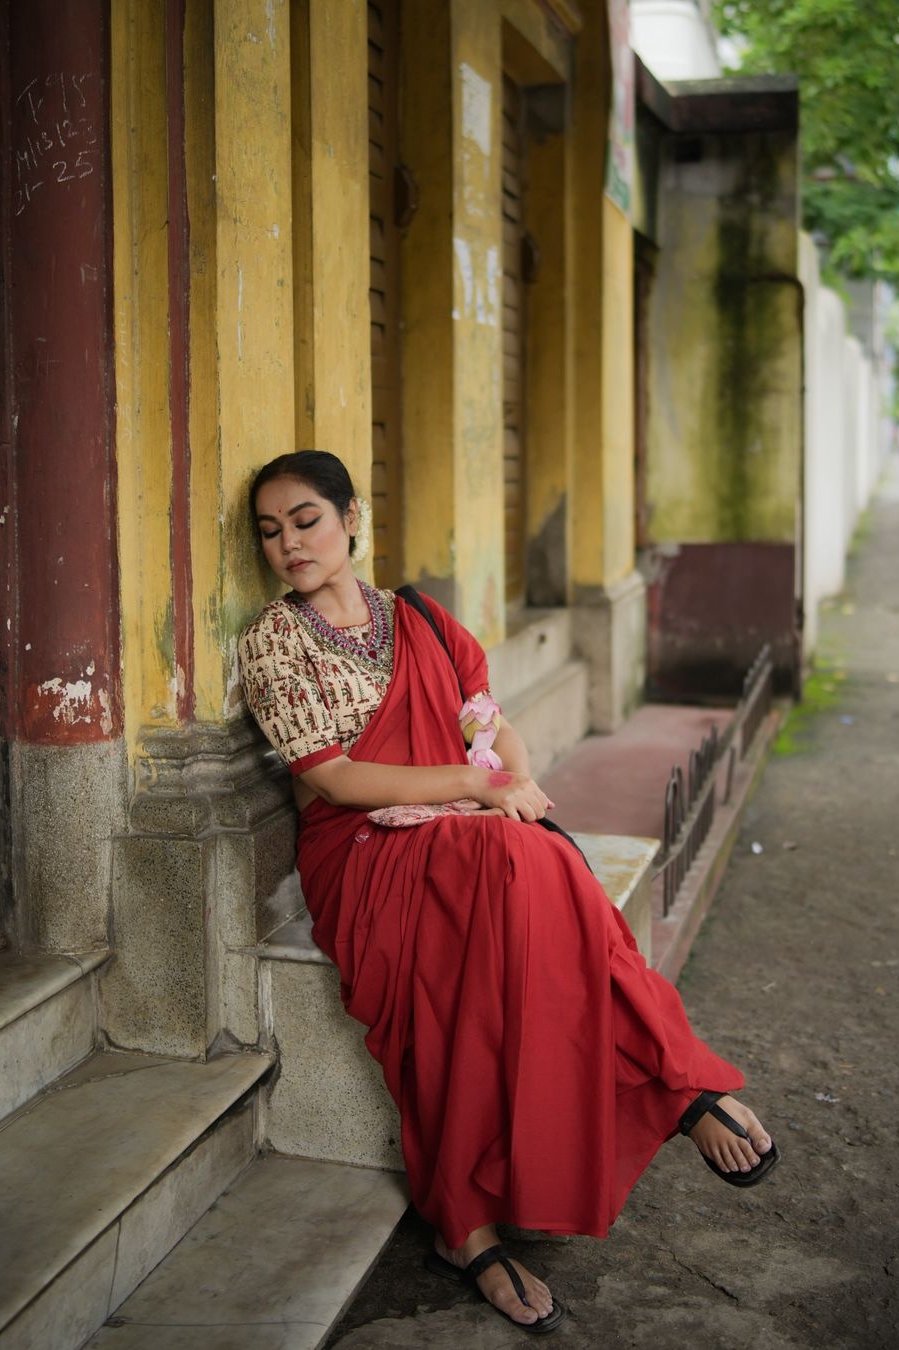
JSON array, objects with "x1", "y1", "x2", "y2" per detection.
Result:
[
  {"x1": 799, "y1": 232, "x2": 891, "y2": 657},
  {"x1": 631, "y1": 1, "x2": 722, "y2": 80}
]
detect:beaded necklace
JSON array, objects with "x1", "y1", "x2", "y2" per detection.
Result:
[{"x1": 286, "y1": 580, "x2": 394, "y2": 677}]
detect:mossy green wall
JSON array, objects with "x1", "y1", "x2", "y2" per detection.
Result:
[{"x1": 645, "y1": 130, "x2": 801, "y2": 543}]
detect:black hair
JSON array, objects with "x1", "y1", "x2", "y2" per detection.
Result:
[{"x1": 249, "y1": 450, "x2": 357, "y2": 552}]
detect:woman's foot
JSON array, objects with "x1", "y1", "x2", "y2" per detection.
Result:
[
  {"x1": 686, "y1": 1094, "x2": 774, "y2": 1174},
  {"x1": 434, "y1": 1224, "x2": 556, "y2": 1328}
]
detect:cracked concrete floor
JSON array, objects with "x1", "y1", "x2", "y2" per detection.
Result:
[{"x1": 325, "y1": 457, "x2": 899, "y2": 1349}]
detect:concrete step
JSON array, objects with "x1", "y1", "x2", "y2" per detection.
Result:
[
  {"x1": 0, "y1": 949, "x2": 108, "y2": 1120},
  {"x1": 83, "y1": 1155, "x2": 408, "y2": 1350},
  {"x1": 257, "y1": 832, "x2": 658, "y2": 1171},
  {"x1": 0, "y1": 1048, "x2": 273, "y2": 1350},
  {"x1": 488, "y1": 608, "x2": 574, "y2": 707},
  {"x1": 502, "y1": 657, "x2": 590, "y2": 778}
]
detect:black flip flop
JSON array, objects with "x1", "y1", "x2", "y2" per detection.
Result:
[
  {"x1": 680, "y1": 1091, "x2": 781, "y2": 1187},
  {"x1": 425, "y1": 1243, "x2": 567, "y2": 1335}
]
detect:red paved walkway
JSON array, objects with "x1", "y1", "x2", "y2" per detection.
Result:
[{"x1": 542, "y1": 705, "x2": 733, "y2": 842}]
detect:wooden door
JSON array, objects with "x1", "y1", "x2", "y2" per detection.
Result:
[
  {"x1": 368, "y1": 0, "x2": 403, "y2": 587},
  {"x1": 502, "y1": 74, "x2": 526, "y2": 606}
]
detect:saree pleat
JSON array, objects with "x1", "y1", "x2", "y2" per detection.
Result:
[{"x1": 297, "y1": 599, "x2": 743, "y2": 1247}]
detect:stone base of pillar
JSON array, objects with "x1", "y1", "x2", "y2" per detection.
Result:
[
  {"x1": 100, "y1": 721, "x2": 296, "y2": 1060},
  {"x1": 572, "y1": 570, "x2": 647, "y2": 733},
  {"x1": 12, "y1": 740, "x2": 129, "y2": 953}
]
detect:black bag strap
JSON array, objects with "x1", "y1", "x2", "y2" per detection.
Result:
[
  {"x1": 395, "y1": 584, "x2": 465, "y2": 700},
  {"x1": 395, "y1": 586, "x2": 592, "y2": 872}
]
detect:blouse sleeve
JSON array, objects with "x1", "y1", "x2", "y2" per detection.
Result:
[
  {"x1": 238, "y1": 607, "x2": 344, "y2": 776},
  {"x1": 419, "y1": 593, "x2": 491, "y2": 700}
]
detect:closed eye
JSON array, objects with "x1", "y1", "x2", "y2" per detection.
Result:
[{"x1": 259, "y1": 514, "x2": 322, "y2": 540}]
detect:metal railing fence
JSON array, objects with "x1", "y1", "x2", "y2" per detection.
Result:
[{"x1": 657, "y1": 645, "x2": 774, "y2": 916}]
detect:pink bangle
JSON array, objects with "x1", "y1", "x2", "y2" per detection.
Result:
[{"x1": 459, "y1": 692, "x2": 503, "y2": 770}]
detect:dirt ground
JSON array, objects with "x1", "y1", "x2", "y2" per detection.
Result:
[{"x1": 326, "y1": 458, "x2": 899, "y2": 1350}]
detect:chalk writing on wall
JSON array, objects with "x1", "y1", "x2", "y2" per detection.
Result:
[{"x1": 13, "y1": 71, "x2": 98, "y2": 218}]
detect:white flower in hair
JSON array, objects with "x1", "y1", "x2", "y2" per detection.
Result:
[{"x1": 351, "y1": 497, "x2": 373, "y2": 565}]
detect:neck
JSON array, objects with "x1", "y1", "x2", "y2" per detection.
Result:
[{"x1": 300, "y1": 564, "x2": 368, "y2": 625}]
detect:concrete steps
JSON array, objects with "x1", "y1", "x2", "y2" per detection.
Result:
[
  {"x1": 489, "y1": 610, "x2": 590, "y2": 777},
  {"x1": 0, "y1": 1048, "x2": 273, "y2": 1350},
  {"x1": 82, "y1": 1155, "x2": 408, "y2": 1350},
  {"x1": 0, "y1": 949, "x2": 107, "y2": 1119},
  {"x1": 256, "y1": 832, "x2": 658, "y2": 1172},
  {"x1": 503, "y1": 659, "x2": 590, "y2": 779}
]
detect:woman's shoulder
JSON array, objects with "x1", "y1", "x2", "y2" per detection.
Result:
[{"x1": 238, "y1": 596, "x2": 304, "y2": 656}]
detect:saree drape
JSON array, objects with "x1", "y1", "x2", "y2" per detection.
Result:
[{"x1": 297, "y1": 595, "x2": 743, "y2": 1247}]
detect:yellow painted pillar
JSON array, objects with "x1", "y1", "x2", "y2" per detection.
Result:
[
  {"x1": 400, "y1": 0, "x2": 456, "y2": 609},
  {"x1": 111, "y1": 0, "x2": 177, "y2": 750},
  {"x1": 567, "y1": 0, "x2": 608, "y2": 601},
  {"x1": 210, "y1": 0, "x2": 297, "y2": 714},
  {"x1": 450, "y1": 3, "x2": 505, "y2": 643},
  {"x1": 600, "y1": 197, "x2": 635, "y2": 583},
  {"x1": 523, "y1": 109, "x2": 571, "y2": 605},
  {"x1": 566, "y1": 0, "x2": 644, "y2": 730},
  {"x1": 184, "y1": 0, "x2": 221, "y2": 722},
  {"x1": 402, "y1": 0, "x2": 506, "y2": 643},
  {"x1": 291, "y1": 0, "x2": 371, "y2": 508}
]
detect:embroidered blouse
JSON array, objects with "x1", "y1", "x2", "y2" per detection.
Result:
[{"x1": 238, "y1": 584, "x2": 396, "y2": 776}]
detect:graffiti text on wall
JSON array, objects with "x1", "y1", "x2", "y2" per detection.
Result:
[{"x1": 13, "y1": 72, "x2": 98, "y2": 218}]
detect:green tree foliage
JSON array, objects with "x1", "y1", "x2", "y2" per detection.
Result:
[{"x1": 714, "y1": 0, "x2": 899, "y2": 282}]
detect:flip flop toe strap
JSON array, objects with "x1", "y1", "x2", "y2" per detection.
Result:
[
  {"x1": 679, "y1": 1090, "x2": 753, "y2": 1140},
  {"x1": 466, "y1": 1244, "x2": 530, "y2": 1307},
  {"x1": 707, "y1": 1099, "x2": 751, "y2": 1139}
]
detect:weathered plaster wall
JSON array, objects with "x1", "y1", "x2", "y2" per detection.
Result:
[{"x1": 645, "y1": 130, "x2": 801, "y2": 545}]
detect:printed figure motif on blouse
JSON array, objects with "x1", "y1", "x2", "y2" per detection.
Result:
[{"x1": 237, "y1": 589, "x2": 396, "y2": 769}]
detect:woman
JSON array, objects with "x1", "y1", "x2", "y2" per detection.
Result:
[{"x1": 239, "y1": 451, "x2": 779, "y2": 1335}]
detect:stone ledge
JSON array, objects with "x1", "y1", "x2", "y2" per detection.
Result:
[{"x1": 0, "y1": 949, "x2": 108, "y2": 1033}]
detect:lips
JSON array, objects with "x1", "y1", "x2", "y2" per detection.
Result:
[{"x1": 287, "y1": 559, "x2": 312, "y2": 571}]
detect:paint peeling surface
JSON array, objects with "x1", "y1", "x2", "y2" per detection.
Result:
[
  {"x1": 452, "y1": 237, "x2": 500, "y2": 328},
  {"x1": 460, "y1": 62, "x2": 491, "y2": 155},
  {"x1": 27, "y1": 671, "x2": 116, "y2": 740}
]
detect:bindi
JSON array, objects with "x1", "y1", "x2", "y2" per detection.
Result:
[{"x1": 488, "y1": 771, "x2": 514, "y2": 787}]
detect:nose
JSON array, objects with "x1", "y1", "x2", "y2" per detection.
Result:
[{"x1": 281, "y1": 524, "x2": 302, "y2": 554}]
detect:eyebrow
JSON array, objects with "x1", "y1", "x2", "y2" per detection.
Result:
[{"x1": 256, "y1": 500, "x2": 320, "y2": 523}]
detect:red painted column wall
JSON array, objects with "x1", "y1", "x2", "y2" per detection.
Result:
[{"x1": 8, "y1": 0, "x2": 121, "y2": 744}]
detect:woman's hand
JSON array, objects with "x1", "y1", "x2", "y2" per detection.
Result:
[{"x1": 475, "y1": 769, "x2": 554, "y2": 823}]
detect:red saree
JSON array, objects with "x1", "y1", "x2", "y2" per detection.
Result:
[{"x1": 297, "y1": 595, "x2": 743, "y2": 1248}]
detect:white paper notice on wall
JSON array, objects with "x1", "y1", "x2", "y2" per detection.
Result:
[{"x1": 460, "y1": 62, "x2": 491, "y2": 156}]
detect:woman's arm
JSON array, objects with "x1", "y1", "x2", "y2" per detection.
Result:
[
  {"x1": 301, "y1": 754, "x2": 551, "y2": 821},
  {"x1": 493, "y1": 716, "x2": 531, "y2": 775}
]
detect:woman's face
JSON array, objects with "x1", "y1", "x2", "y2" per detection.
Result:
[{"x1": 254, "y1": 476, "x2": 357, "y2": 593}]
